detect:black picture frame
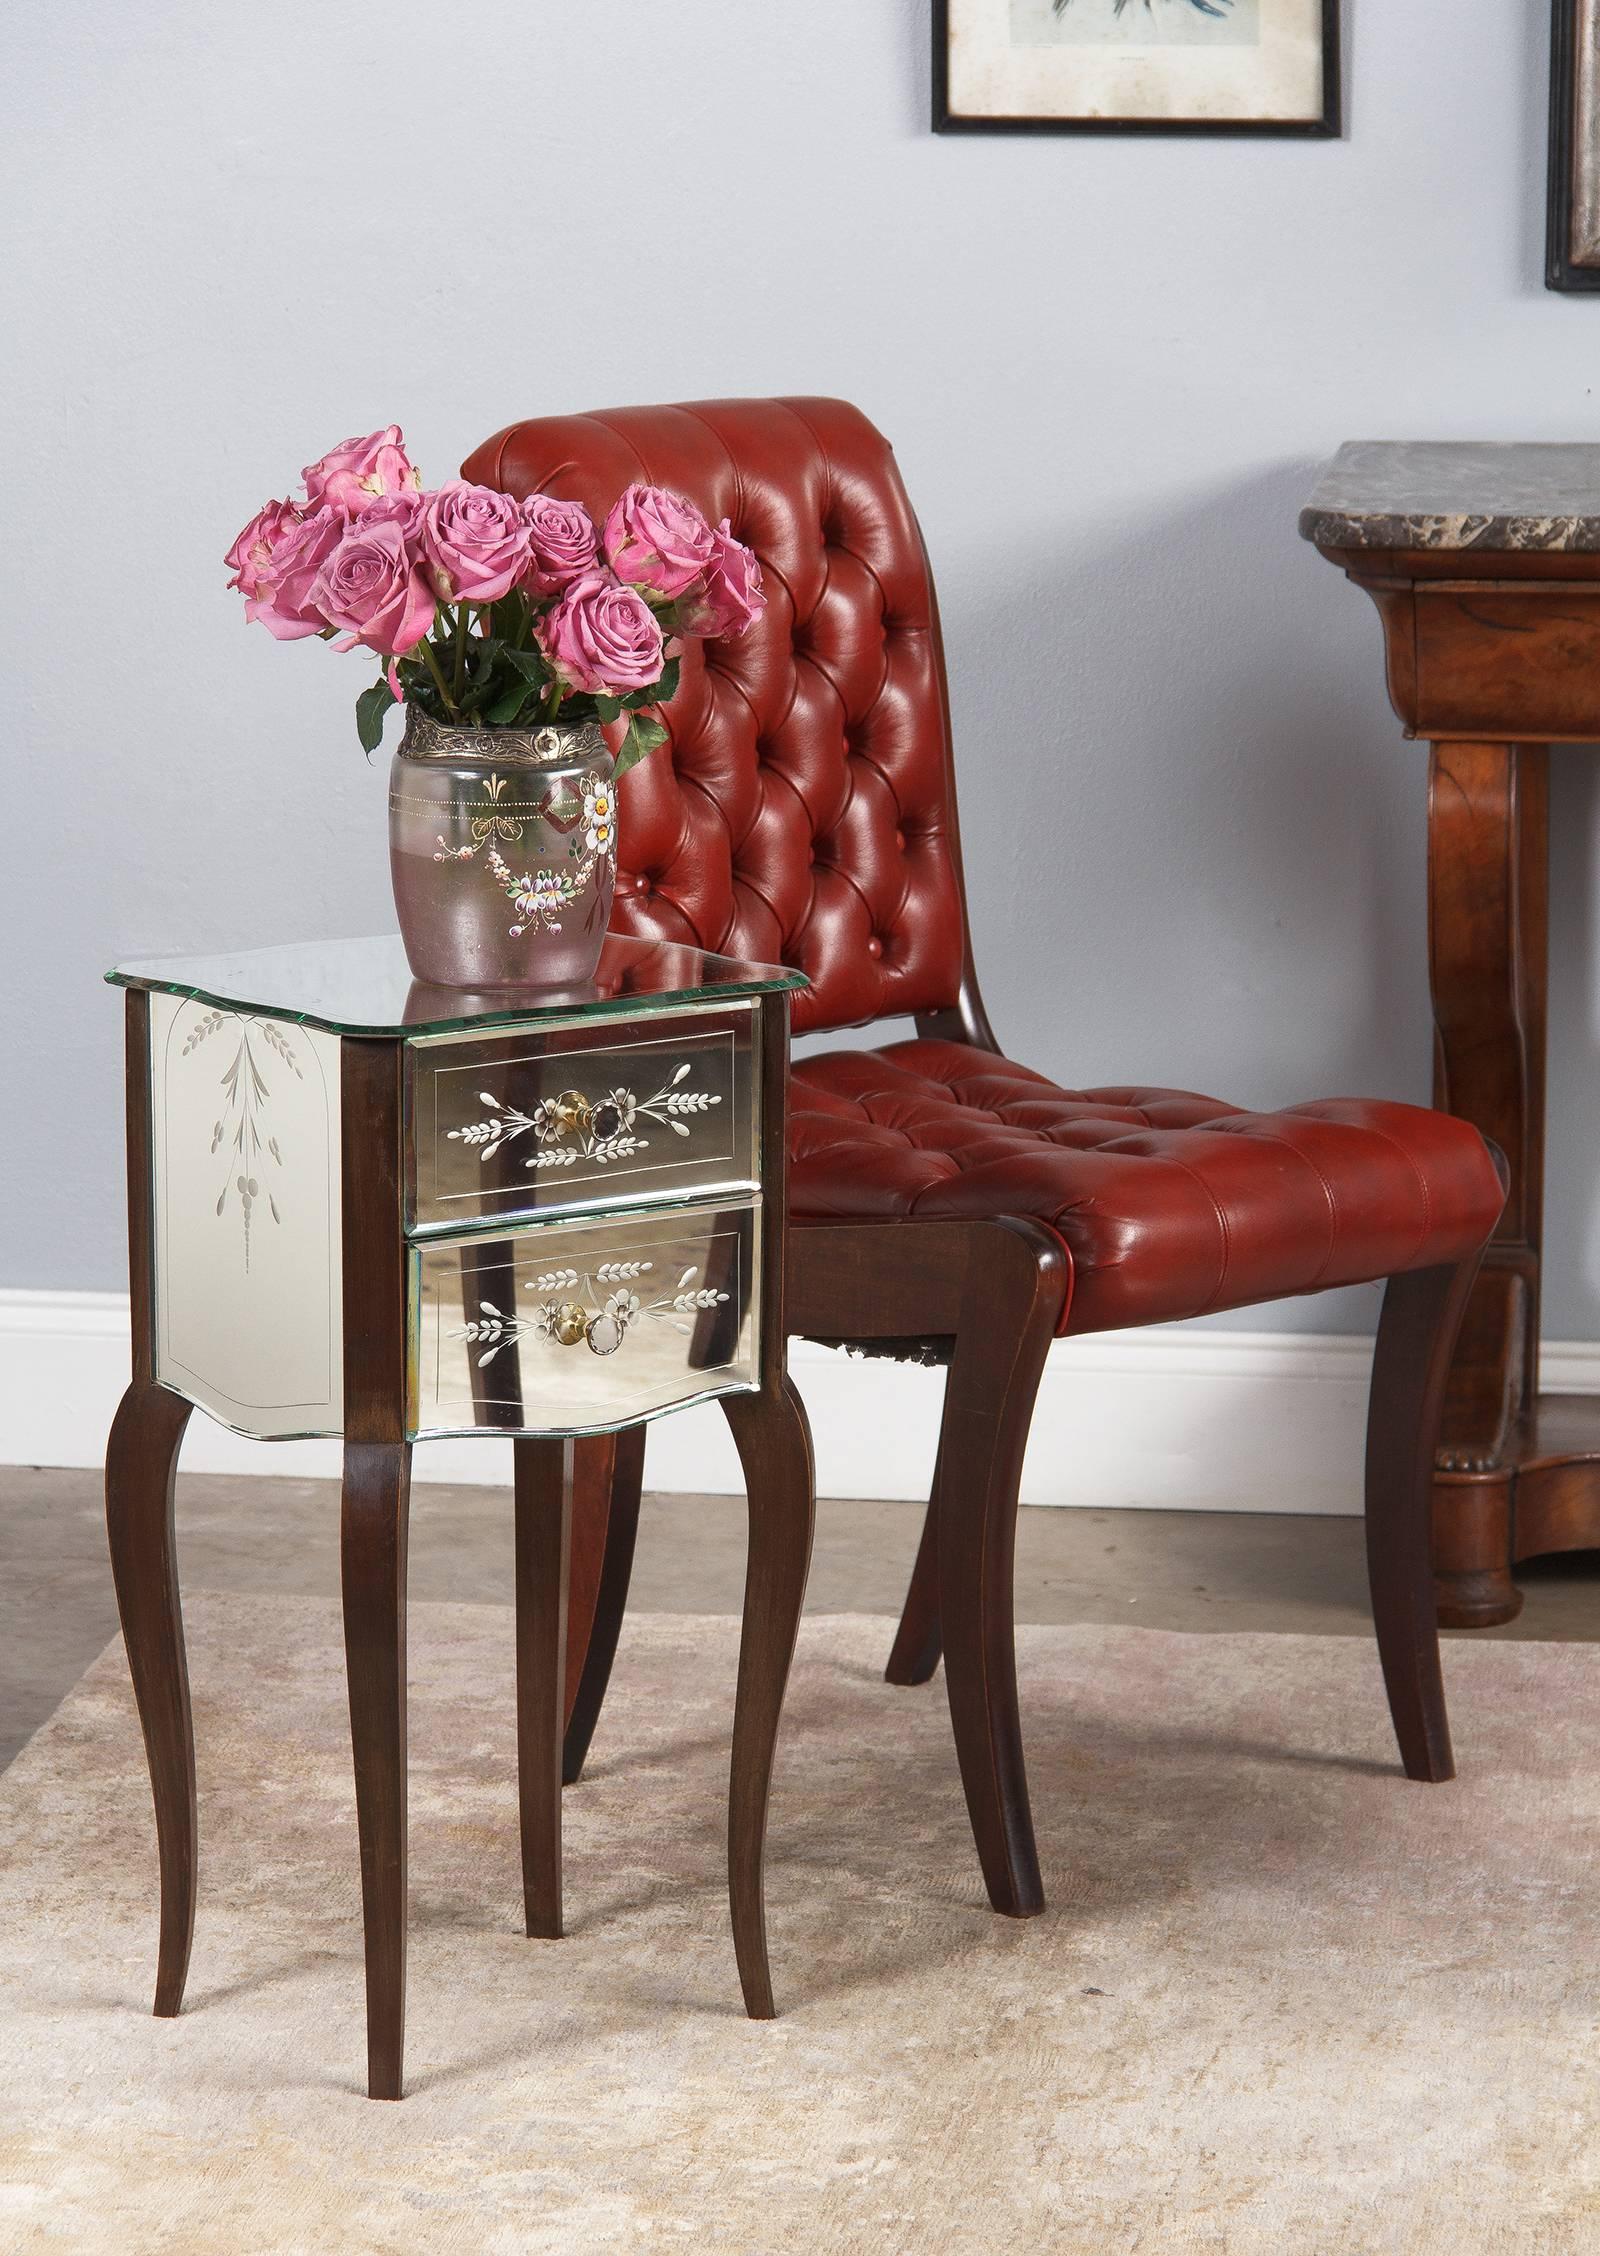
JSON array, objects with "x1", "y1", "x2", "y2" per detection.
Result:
[
  {"x1": 1548, "y1": 0, "x2": 1600, "y2": 292},
  {"x1": 932, "y1": 0, "x2": 1342, "y2": 138}
]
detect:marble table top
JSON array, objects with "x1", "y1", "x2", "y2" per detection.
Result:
[{"x1": 1300, "y1": 441, "x2": 1600, "y2": 552}]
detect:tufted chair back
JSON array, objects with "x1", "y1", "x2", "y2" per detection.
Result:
[{"x1": 461, "y1": 399, "x2": 972, "y2": 1038}]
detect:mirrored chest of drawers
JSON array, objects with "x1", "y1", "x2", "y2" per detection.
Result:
[{"x1": 104, "y1": 933, "x2": 814, "y2": 2099}]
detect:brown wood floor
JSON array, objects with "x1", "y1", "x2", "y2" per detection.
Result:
[{"x1": 7, "y1": 1465, "x2": 1600, "y2": 1772}]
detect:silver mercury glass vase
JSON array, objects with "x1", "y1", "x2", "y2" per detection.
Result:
[{"x1": 389, "y1": 708, "x2": 619, "y2": 990}]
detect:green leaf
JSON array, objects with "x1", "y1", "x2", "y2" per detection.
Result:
[
  {"x1": 594, "y1": 694, "x2": 622, "y2": 725},
  {"x1": 502, "y1": 644, "x2": 550, "y2": 685},
  {"x1": 484, "y1": 679, "x2": 535, "y2": 726},
  {"x1": 614, "y1": 712, "x2": 669, "y2": 778},
  {"x1": 355, "y1": 677, "x2": 397, "y2": 755}
]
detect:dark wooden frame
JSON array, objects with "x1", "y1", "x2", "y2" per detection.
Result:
[
  {"x1": 106, "y1": 985, "x2": 812, "y2": 2100},
  {"x1": 931, "y1": 0, "x2": 1342, "y2": 139},
  {"x1": 1307, "y1": 528, "x2": 1600, "y2": 1625},
  {"x1": 1547, "y1": 0, "x2": 1600, "y2": 292}
]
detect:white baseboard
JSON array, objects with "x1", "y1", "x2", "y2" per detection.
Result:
[{"x1": 6, "y1": 1288, "x2": 1598, "y2": 1517}]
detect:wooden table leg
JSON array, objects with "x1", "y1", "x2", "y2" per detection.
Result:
[
  {"x1": 514, "y1": 1436, "x2": 570, "y2": 1938},
  {"x1": 106, "y1": 1379, "x2": 196, "y2": 2017},
  {"x1": 339, "y1": 1038, "x2": 411, "y2": 2099},
  {"x1": 1426, "y1": 739, "x2": 1547, "y2": 1627},
  {"x1": 341, "y1": 1441, "x2": 411, "y2": 2102},
  {"x1": 721, "y1": 1376, "x2": 815, "y2": 2020},
  {"x1": 562, "y1": 1427, "x2": 646, "y2": 1786}
]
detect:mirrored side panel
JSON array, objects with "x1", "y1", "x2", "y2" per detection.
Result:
[
  {"x1": 150, "y1": 993, "x2": 343, "y2": 1437},
  {"x1": 413, "y1": 1199, "x2": 759, "y2": 1438}
]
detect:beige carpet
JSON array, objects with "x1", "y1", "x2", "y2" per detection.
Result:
[{"x1": 1, "y1": 1599, "x2": 1598, "y2": 2255}]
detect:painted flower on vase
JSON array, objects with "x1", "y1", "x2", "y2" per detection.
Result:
[{"x1": 582, "y1": 779, "x2": 617, "y2": 857}]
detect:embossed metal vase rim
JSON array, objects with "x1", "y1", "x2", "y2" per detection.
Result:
[{"x1": 398, "y1": 708, "x2": 608, "y2": 768}]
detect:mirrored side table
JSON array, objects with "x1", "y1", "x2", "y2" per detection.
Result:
[{"x1": 105, "y1": 932, "x2": 813, "y2": 2100}]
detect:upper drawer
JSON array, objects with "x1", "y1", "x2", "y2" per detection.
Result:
[{"x1": 405, "y1": 1000, "x2": 757, "y2": 1234}]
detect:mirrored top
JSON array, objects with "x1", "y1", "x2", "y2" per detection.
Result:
[{"x1": 108, "y1": 932, "x2": 806, "y2": 1038}]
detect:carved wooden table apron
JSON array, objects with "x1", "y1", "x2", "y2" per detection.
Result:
[
  {"x1": 104, "y1": 933, "x2": 813, "y2": 2099},
  {"x1": 1304, "y1": 441, "x2": 1600, "y2": 1628}
]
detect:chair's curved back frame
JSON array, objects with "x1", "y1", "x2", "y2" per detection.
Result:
[{"x1": 463, "y1": 397, "x2": 995, "y2": 1048}]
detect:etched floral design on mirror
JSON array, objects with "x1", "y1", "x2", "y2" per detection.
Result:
[
  {"x1": 179, "y1": 1008, "x2": 305, "y2": 1267},
  {"x1": 454, "y1": 1255, "x2": 731, "y2": 1365},
  {"x1": 445, "y1": 1060, "x2": 723, "y2": 1175}
]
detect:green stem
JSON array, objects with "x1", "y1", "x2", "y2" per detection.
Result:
[
  {"x1": 544, "y1": 679, "x2": 565, "y2": 725},
  {"x1": 452, "y1": 603, "x2": 469, "y2": 707},
  {"x1": 420, "y1": 633, "x2": 461, "y2": 721}
]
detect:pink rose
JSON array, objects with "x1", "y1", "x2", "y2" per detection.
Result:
[
  {"x1": 302, "y1": 425, "x2": 421, "y2": 516},
  {"x1": 522, "y1": 493, "x2": 600, "y2": 597},
  {"x1": 419, "y1": 480, "x2": 532, "y2": 604},
  {"x1": 603, "y1": 483, "x2": 716, "y2": 599},
  {"x1": 310, "y1": 509, "x2": 435, "y2": 656},
  {"x1": 536, "y1": 572, "x2": 666, "y2": 696},
  {"x1": 676, "y1": 520, "x2": 765, "y2": 640},
  {"x1": 225, "y1": 498, "x2": 302, "y2": 601},
  {"x1": 238, "y1": 505, "x2": 346, "y2": 641}
]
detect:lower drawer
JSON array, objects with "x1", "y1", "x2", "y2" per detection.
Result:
[{"x1": 410, "y1": 1199, "x2": 759, "y2": 1438}]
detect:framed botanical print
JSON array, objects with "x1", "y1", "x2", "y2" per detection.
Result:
[
  {"x1": 1548, "y1": 0, "x2": 1600, "y2": 291},
  {"x1": 933, "y1": 0, "x2": 1341, "y2": 138}
]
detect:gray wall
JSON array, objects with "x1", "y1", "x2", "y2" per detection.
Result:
[{"x1": 5, "y1": 0, "x2": 1599, "y2": 1335}]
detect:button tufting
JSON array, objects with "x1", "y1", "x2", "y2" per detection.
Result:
[
  {"x1": 866, "y1": 935, "x2": 883, "y2": 959},
  {"x1": 895, "y1": 829, "x2": 906, "y2": 852},
  {"x1": 463, "y1": 395, "x2": 968, "y2": 1039}
]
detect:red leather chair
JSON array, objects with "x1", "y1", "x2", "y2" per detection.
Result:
[{"x1": 463, "y1": 400, "x2": 1506, "y2": 1920}]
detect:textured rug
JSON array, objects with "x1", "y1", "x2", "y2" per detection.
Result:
[{"x1": 1, "y1": 1597, "x2": 1598, "y2": 2254}]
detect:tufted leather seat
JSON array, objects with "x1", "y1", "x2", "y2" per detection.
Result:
[{"x1": 788, "y1": 1043, "x2": 1504, "y2": 1336}]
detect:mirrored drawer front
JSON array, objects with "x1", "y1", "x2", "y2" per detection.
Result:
[
  {"x1": 406, "y1": 1003, "x2": 757, "y2": 1234},
  {"x1": 411, "y1": 1199, "x2": 759, "y2": 1438}
]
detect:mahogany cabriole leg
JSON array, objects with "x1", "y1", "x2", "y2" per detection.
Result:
[
  {"x1": 934, "y1": 1221, "x2": 1066, "y2": 1920},
  {"x1": 514, "y1": 1436, "x2": 571, "y2": 1938},
  {"x1": 339, "y1": 1037, "x2": 411, "y2": 2101},
  {"x1": 720, "y1": 1377, "x2": 815, "y2": 2020},
  {"x1": 109, "y1": 990, "x2": 202, "y2": 2020},
  {"x1": 562, "y1": 1426, "x2": 646, "y2": 1787},
  {"x1": 106, "y1": 1380, "x2": 195, "y2": 2017},
  {"x1": 715, "y1": 987, "x2": 816, "y2": 2020},
  {"x1": 883, "y1": 1431, "x2": 944, "y2": 1687},
  {"x1": 1365, "y1": 1254, "x2": 1486, "y2": 1783},
  {"x1": 1427, "y1": 740, "x2": 1546, "y2": 1628}
]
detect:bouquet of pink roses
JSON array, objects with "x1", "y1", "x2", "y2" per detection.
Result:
[{"x1": 226, "y1": 425, "x2": 764, "y2": 768}]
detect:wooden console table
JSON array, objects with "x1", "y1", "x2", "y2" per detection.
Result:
[{"x1": 1303, "y1": 441, "x2": 1600, "y2": 1628}]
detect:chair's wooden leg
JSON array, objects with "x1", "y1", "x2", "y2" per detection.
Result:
[
  {"x1": 885, "y1": 1433, "x2": 944, "y2": 1686},
  {"x1": 1366, "y1": 1254, "x2": 1484, "y2": 1783},
  {"x1": 514, "y1": 1436, "x2": 571, "y2": 1938},
  {"x1": 721, "y1": 1377, "x2": 815, "y2": 2019},
  {"x1": 341, "y1": 1439, "x2": 411, "y2": 2102},
  {"x1": 936, "y1": 1224, "x2": 1064, "y2": 1920},
  {"x1": 562, "y1": 1427, "x2": 646, "y2": 1787},
  {"x1": 105, "y1": 1378, "x2": 195, "y2": 2018}
]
